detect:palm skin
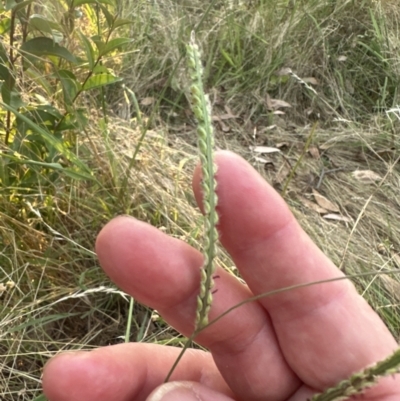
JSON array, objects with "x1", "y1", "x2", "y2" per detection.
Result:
[{"x1": 43, "y1": 151, "x2": 400, "y2": 401}]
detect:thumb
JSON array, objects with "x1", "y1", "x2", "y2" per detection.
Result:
[{"x1": 147, "y1": 382, "x2": 235, "y2": 401}]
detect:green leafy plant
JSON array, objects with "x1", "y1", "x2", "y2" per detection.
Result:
[{"x1": 0, "y1": 0, "x2": 132, "y2": 190}]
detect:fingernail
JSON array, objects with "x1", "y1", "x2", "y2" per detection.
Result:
[{"x1": 148, "y1": 382, "x2": 200, "y2": 401}]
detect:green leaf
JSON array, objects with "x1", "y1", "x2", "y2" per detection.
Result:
[
  {"x1": 28, "y1": 15, "x2": 52, "y2": 34},
  {"x1": 0, "y1": 64, "x2": 10, "y2": 81},
  {"x1": 57, "y1": 69, "x2": 80, "y2": 106},
  {"x1": 5, "y1": 0, "x2": 17, "y2": 10},
  {"x1": 20, "y1": 37, "x2": 78, "y2": 64},
  {"x1": 22, "y1": 107, "x2": 61, "y2": 130},
  {"x1": 35, "y1": 104, "x2": 63, "y2": 120},
  {"x1": 1, "y1": 152, "x2": 95, "y2": 181},
  {"x1": 74, "y1": 108, "x2": 89, "y2": 128},
  {"x1": 15, "y1": 0, "x2": 34, "y2": 12},
  {"x1": 54, "y1": 108, "x2": 88, "y2": 132},
  {"x1": 7, "y1": 0, "x2": 34, "y2": 12},
  {"x1": 92, "y1": 64, "x2": 110, "y2": 74},
  {"x1": 100, "y1": 37, "x2": 132, "y2": 56},
  {"x1": 91, "y1": 35, "x2": 104, "y2": 53},
  {"x1": 0, "y1": 102, "x2": 94, "y2": 179},
  {"x1": 98, "y1": 4, "x2": 114, "y2": 28},
  {"x1": 0, "y1": 17, "x2": 11, "y2": 35},
  {"x1": 62, "y1": 167, "x2": 95, "y2": 180},
  {"x1": 33, "y1": 394, "x2": 48, "y2": 401},
  {"x1": 25, "y1": 68, "x2": 53, "y2": 96},
  {"x1": 72, "y1": 0, "x2": 113, "y2": 5},
  {"x1": 78, "y1": 30, "x2": 96, "y2": 69},
  {"x1": 0, "y1": 45, "x2": 12, "y2": 86},
  {"x1": 112, "y1": 18, "x2": 133, "y2": 30},
  {"x1": 82, "y1": 73, "x2": 122, "y2": 91},
  {"x1": 0, "y1": 42, "x2": 7, "y2": 63},
  {"x1": 29, "y1": 14, "x2": 64, "y2": 35},
  {"x1": 1, "y1": 83, "x2": 24, "y2": 108},
  {"x1": 6, "y1": 313, "x2": 78, "y2": 334}
]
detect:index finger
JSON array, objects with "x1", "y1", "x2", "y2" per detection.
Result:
[{"x1": 193, "y1": 151, "x2": 399, "y2": 392}]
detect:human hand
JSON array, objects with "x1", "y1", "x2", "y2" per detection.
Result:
[{"x1": 42, "y1": 151, "x2": 400, "y2": 401}]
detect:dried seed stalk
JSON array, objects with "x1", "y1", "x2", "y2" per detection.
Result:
[
  {"x1": 186, "y1": 31, "x2": 219, "y2": 330},
  {"x1": 310, "y1": 348, "x2": 400, "y2": 401}
]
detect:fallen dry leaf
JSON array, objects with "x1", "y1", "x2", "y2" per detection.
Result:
[
  {"x1": 276, "y1": 142, "x2": 289, "y2": 149},
  {"x1": 270, "y1": 99, "x2": 292, "y2": 109},
  {"x1": 312, "y1": 189, "x2": 340, "y2": 212},
  {"x1": 323, "y1": 213, "x2": 352, "y2": 223},
  {"x1": 298, "y1": 195, "x2": 328, "y2": 214},
  {"x1": 212, "y1": 115, "x2": 230, "y2": 132},
  {"x1": 308, "y1": 145, "x2": 320, "y2": 159},
  {"x1": 249, "y1": 146, "x2": 281, "y2": 154},
  {"x1": 140, "y1": 97, "x2": 155, "y2": 106},
  {"x1": 266, "y1": 93, "x2": 292, "y2": 110},
  {"x1": 303, "y1": 77, "x2": 319, "y2": 85},
  {"x1": 277, "y1": 67, "x2": 293, "y2": 76},
  {"x1": 0, "y1": 283, "x2": 6, "y2": 295},
  {"x1": 254, "y1": 157, "x2": 275, "y2": 171},
  {"x1": 352, "y1": 170, "x2": 382, "y2": 183},
  {"x1": 223, "y1": 105, "x2": 238, "y2": 118},
  {"x1": 254, "y1": 156, "x2": 270, "y2": 164},
  {"x1": 377, "y1": 243, "x2": 388, "y2": 255},
  {"x1": 319, "y1": 142, "x2": 334, "y2": 150}
]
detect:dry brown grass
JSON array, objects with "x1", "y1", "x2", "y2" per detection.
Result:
[
  {"x1": 93, "y1": 113, "x2": 400, "y2": 340},
  {"x1": 234, "y1": 118, "x2": 400, "y2": 338}
]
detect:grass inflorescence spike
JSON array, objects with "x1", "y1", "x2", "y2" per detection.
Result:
[
  {"x1": 309, "y1": 348, "x2": 400, "y2": 401},
  {"x1": 186, "y1": 31, "x2": 219, "y2": 331}
]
